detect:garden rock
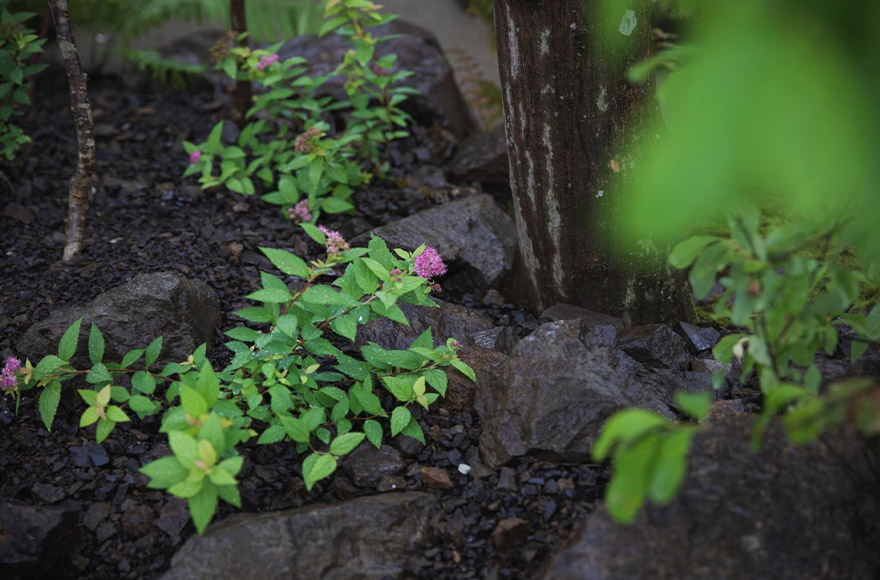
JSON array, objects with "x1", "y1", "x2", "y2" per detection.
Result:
[
  {"x1": 355, "y1": 298, "x2": 493, "y2": 351},
  {"x1": 278, "y1": 20, "x2": 478, "y2": 139},
  {"x1": 542, "y1": 417, "x2": 880, "y2": 580},
  {"x1": 162, "y1": 492, "x2": 437, "y2": 580},
  {"x1": 0, "y1": 501, "x2": 78, "y2": 578},
  {"x1": 342, "y1": 444, "x2": 405, "y2": 488},
  {"x1": 17, "y1": 272, "x2": 220, "y2": 368},
  {"x1": 539, "y1": 303, "x2": 624, "y2": 328},
  {"x1": 475, "y1": 319, "x2": 680, "y2": 468},
  {"x1": 448, "y1": 123, "x2": 510, "y2": 193},
  {"x1": 676, "y1": 321, "x2": 721, "y2": 353},
  {"x1": 353, "y1": 194, "x2": 517, "y2": 295},
  {"x1": 617, "y1": 324, "x2": 691, "y2": 371}
]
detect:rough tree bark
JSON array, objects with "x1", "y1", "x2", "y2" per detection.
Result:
[
  {"x1": 49, "y1": 0, "x2": 95, "y2": 261},
  {"x1": 493, "y1": 0, "x2": 692, "y2": 324},
  {"x1": 230, "y1": 0, "x2": 252, "y2": 126}
]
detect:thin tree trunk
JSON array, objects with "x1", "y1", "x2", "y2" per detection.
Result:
[
  {"x1": 493, "y1": 0, "x2": 692, "y2": 324},
  {"x1": 49, "y1": 0, "x2": 95, "y2": 262},
  {"x1": 230, "y1": 0, "x2": 252, "y2": 126}
]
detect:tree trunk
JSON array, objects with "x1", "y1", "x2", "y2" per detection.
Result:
[
  {"x1": 230, "y1": 0, "x2": 252, "y2": 126},
  {"x1": 50, "y1": 0, "x2": 95, "y2": 262},
  {"x1": 493, "y1": 0, "x2": 692, "y2": 324}
]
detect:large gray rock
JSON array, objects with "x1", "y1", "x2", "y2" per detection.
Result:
[
  {"x1": 448, "y1": 123, "x2": 510, "y2": 191},
  {"x1": 475, "y1": 320, "x2": 681, "y2": 468},
  {"x1": 0, "y1": 501, "x2": 78, "y2": 578},
  {"x1": 355, "y1": 299, "x2": 493, "y2": 350},
  {"x1": 353, "y1": 194, "x2": 517, "y2": 296},
  {"x1": 17, "y1": 272, "x2": 220, "y2": 368},
  {"x1": 278, "y1": 20, "x2": 478, "y2": 140},
  {"x1": 162, "y1": 493, "x2": 437, "y2": 580},
  {"x1": 543, "y1": 417, "x2": 880, "y2": 580}
]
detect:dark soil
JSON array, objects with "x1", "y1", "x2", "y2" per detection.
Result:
[{"x1": 0, "y1": 66, "x2": 603, "y2": 578}]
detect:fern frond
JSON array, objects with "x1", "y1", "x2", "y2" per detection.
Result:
[{"x1": 123, "y1": 48, "x2": 206, "y2": 90}]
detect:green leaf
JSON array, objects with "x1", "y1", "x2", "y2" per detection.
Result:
[
  {"x1": 219, "y1": 456, "x2": 244, "y2": 477},
  {"x1": 129, "y1": 395, "x2": 160, "y2": 419},
  {"x1": 673, "y1": 391, "x2": 711, "y2": 421},
  {"x1": 145, "y1": 337, "x2": 163, "y2": 369},
  {"x1": 669, "y1": 236, "x2": 722, "y2": 269},
  {"x1": 39, "y1": 381, "x2": 61, "y2": 432},
  {"x1": 425, "y1": 369, "x2": 448, "y2": 397},
  {"x1": 301, "y1": 285, "x2": 358, "y2": 307},
  {"x1": 390, "y1": 406, "x2": 411, "y2": 437},
  {"x1": 209, "y1": 467, "x2": 238, "y2": 487},
  {"x1": 450, "y1": 359, "x2": 476, "y2": 382},
  {"x1": 276, "y1": 314, "x2": 298, "y2": 338},
  {"x1": 33, "y1": 355, "x2": 65, "y2": 382},
  {"x1": 260, "y1": 247, "x2": 309, "y2": 278},
  {"x1": 169, "y1": 431, "x2": 199, "y2": 467},
  {"x1": 80, "y1": 406, "x2": 100, "y2": 427},
  {"x1": 86, "y1": 363, "x2": 112, "y2": 385},
  {"x1": 132, "y1": 371, "x2": 157, "y2": 395},
  {"x1": 225, "y1": 327, "x2": 261, "y2": 342},
  {"x1": 280, "y1": 416, "x2": 311, "y2": 443},
  {"x1": 140, "y1": 456, "x2": 188, "y2": 489},
  {"x1": 364, "y1": 419, "x2": 383, "y2": 449},
  {"x1": 95, "y1": 418, "x2": 116, "y2": 443},
  {"x1": 382, "y1": 375, "x2": 414, "y2": 401},
  {"x1": 301, "y1": 222, "x2": 326, "y2": 244},
  {"x1": 247, "y1": 287, "x2": 294, "y2": 303},
  {"x1": 106, "y1": 406, "x2": 130, "y2": 423},
  {"x1": 257, "y1": 424, "x2": 286, "y2": 444},
  {"x1": 188, "y1": 485, "x2": 219, "y2": 535},
  {"x1": 851, "y1": 340, "x2": 869, "y2": 364},
  {"x1": 120, "y1": 348, "x2": 144, "y2": 368},
  {"x1": 87, "y1": 323, "x2": 105, "y2": 364},
  {"x1": 605, "y1": 435, "x2": 658, "y2": 523},
  {"x1": 647, "y1": 429, "x2": 695, "y2": 504},
  {"x1": 58, "y1": 318, "x2": 83, "y2": 361},
  {"x1": 196, "y1": 361, "x2": 220, "y2": 407},
  {"x1": 400, "y1": 416, "x2": 425, "y2": 444},
  {"x1": 330, "y1": 312, "x2": 358, "y2": 342},
  {"x1": 199, "y1": 413, "x2": 226, "y2": 457},
  {"x1": 329, "y1": 432, "x2": 366, "y2": 455},
  {"x1": 180, "y1": 385, "x2": 209, "y2": 419},
  {"x1": 367, "y1": 235, "x2": 395, "y2": 269},
  {"x1": 592, "y1": 409, "x2": 668, "y2": 461},
  {"x1": 302, "y1": 453, "x2": 337, "y2": 491}
]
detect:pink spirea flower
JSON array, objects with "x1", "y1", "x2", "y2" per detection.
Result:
[
  {"x1": 318, "y1": 225, "x2": 350, "y2": 255},
  {"x1": 288, "y1": 200, "x2": 311, "y2": 223},
  {"x1": 189, "y1": 150, "x2": 201, "y2": 164},
  {"x1": 413, "y1": 247, "x2": 447, "y2": 279},
  {"x1": 257, "y1": 53, "x2": 279, "y2": 71},
  {"x1": 0, "y1": 357, "x2": 21, "y2": 389}
]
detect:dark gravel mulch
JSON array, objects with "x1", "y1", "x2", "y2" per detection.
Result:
[{"x1": 0, "y1": 65, "x2": 603, "y2": 579}]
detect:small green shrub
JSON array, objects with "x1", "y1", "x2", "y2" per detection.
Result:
[
  {"x1": 595, "y1": 209, "x2": 880, "y2": 523},
  {"x1": 184, "y1": 0, "x2": 415, "y2": 222},
  {"x1": 8, "y1": 232, "x2": 470, "y2": 534},
  {"x1": 0, "y1": 2, "x2": 45, "y2": 164}
]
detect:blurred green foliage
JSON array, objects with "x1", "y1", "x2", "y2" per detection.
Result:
[{"x1": 612, "y1": 0, "x2": 880, "y2": 273}]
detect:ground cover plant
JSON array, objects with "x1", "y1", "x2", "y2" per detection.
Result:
[
  {"x1": 184, "y1": 0, "x2": 415, "y2": 222},
  {"x1": 5, "y1": 228, "x2": 472, "y2": 533}
]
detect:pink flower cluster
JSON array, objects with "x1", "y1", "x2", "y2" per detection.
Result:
[
  {"x1": 413, "y1": 247, "x2": 447, "y2": 279},
  {"x1": 1, "y1": 357, "x2": 21, "y2": 391},
  {"x1": 189, "y1": 150, "x2": 201, "y2": 164},
  {"x1": 288, "y1": 199, "x2": 312, "y2": 223},
  {"x1": 318, "y1": 226, "x2": 350, "y2": 255},
  {"x1": 257, "y1": 53, "x2": 279, "y2": 71},
  {"x1": 294, "y1": 127, "x2": 322, "y2": 153}
]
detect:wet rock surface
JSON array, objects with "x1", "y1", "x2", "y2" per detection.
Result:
[
  {"x1": 355, "y1": 299, "x2": 494, "y2": 350},
  {"x1": 475, "y1": 320, "x2": 681, "y2": 469},
  {"x1": 162, "y1": 493, "x2": 437, "y2": 580},
  {"x1": 543, "y1": 417, "x2": 880, "y2": 580},
  {"x1": 17, "y1": 272, "x2": 220, "y2": 368},
  {"x1": 354, "y1": 194, "x2": 518, "y2": 296},
  {"x1": 448, "y1": 123, "x2": 510, "y2": 195}
]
